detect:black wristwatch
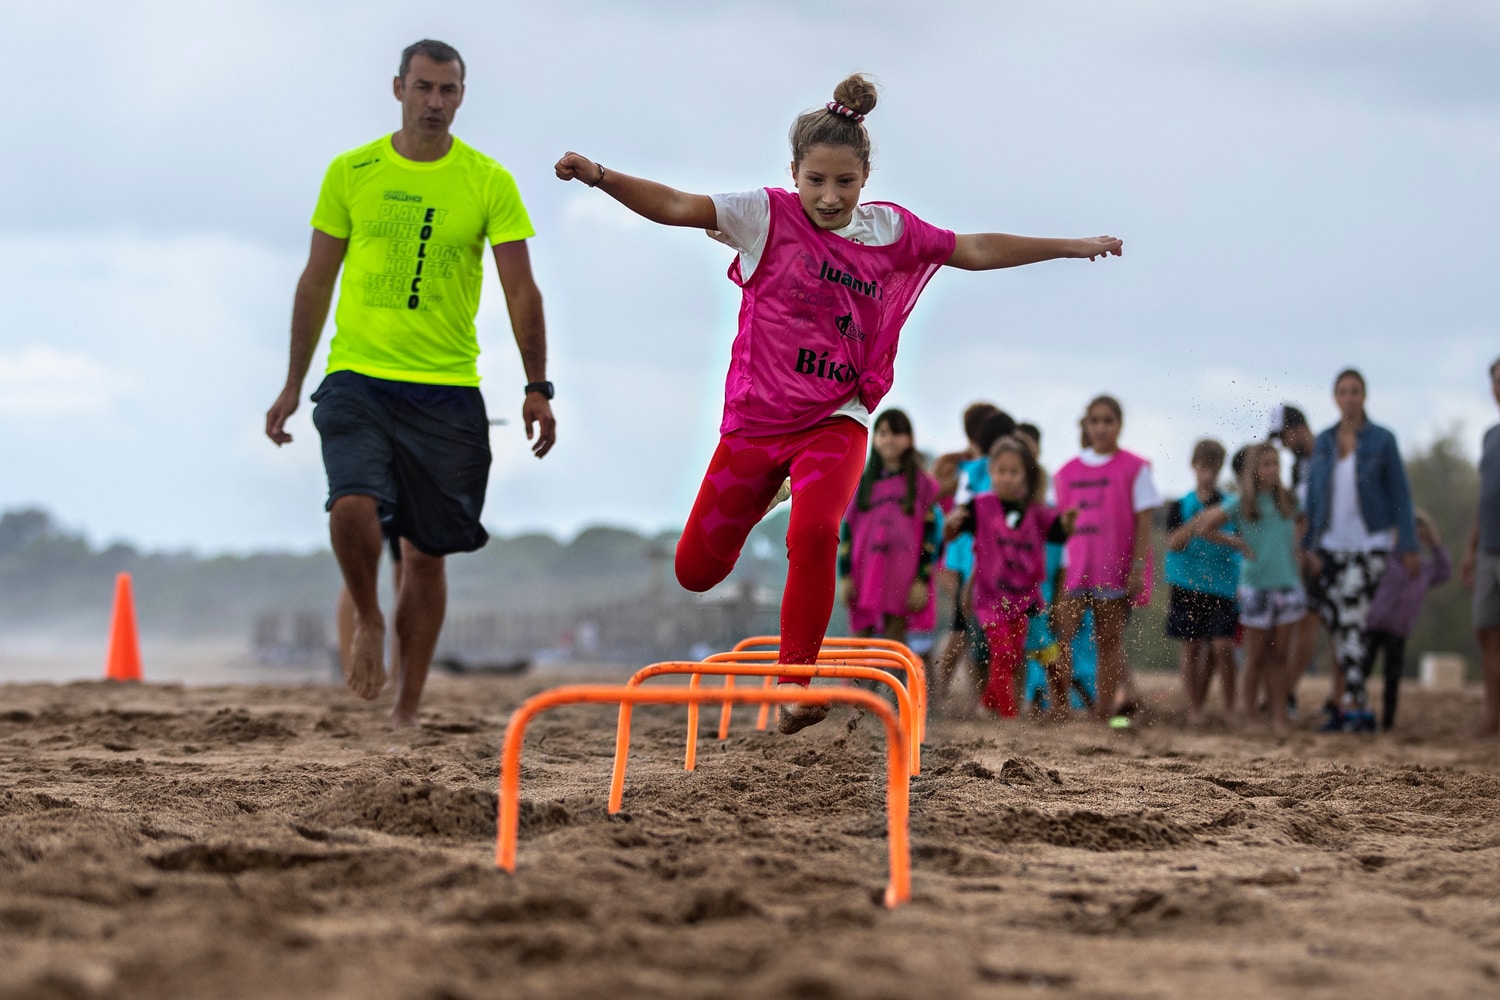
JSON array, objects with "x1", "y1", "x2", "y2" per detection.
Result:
[{"x1": 524, "y1": 381, "x2": 554, "y2": 400}]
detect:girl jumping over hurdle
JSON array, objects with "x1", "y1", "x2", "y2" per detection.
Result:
[{"x1": 555, "y1": 73, "x2": 1122, "y2": 733}]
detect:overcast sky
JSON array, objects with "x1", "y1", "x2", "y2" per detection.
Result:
[{"x1": 3, "y1": 0, "x2": 1497, "y2": 554}]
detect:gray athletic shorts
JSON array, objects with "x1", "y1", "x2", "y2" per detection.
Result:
[
  {"x1": 311, "y1": 370, "x2": 491, "y2": 558},
  {"x1": 1474, "y1": 551, "x2": 1500, "y2": 630}
]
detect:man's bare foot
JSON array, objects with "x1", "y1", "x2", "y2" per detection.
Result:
[
  {"x1": 390, "y1": 707, "x2": 419, "y2": 729},
  {"x1": 345, "y1": 617, "x2": 387, "y2": 700}
]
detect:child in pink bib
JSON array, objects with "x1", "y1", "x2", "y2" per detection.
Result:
[
  {"x1": 1048, "y1": 396, "x2": 1159, "y2": 725},
  {"x1": 840, "y1": 409, "x2": 941, "y2": 646},
  {"x1": 950, "y1": 437, "x2": 1074, "y2": 717},
  {"x1": 555, "y1": 74, "x2": 1123, "y2": 734}
]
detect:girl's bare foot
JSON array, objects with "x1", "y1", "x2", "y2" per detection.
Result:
[{"x1": 777, "y1": 701, "x2": 829, "y2": 734}]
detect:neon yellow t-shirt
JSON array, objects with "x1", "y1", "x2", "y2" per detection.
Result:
[{"x1": 311, "y1": 134, "x2": 535, "y2": 386}]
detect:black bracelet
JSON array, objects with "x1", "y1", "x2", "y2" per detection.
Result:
[{"x1": 585, "y1": 162, "x2": 605, "y2": 188}]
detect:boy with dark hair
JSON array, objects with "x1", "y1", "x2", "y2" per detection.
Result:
[{"x1": 1164, "y1": 439, "x2": 1243, "y2": 724}]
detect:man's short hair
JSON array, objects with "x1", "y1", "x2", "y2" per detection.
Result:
[
  {"x1": 400, "y1": 39, "x2": 466, "y2": 82},
  {"x1": 1191, "y1": 439, "x2": 1226, "y2": 471},
  {"x1": 1490, "y1": 357, "x2": 1500, "y2": 378}
]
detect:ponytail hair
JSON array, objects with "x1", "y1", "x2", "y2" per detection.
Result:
[{"x1": 790, "y1": 73, "x2": 878, "y2": 169}]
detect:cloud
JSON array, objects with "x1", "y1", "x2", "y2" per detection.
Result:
[
  {"x1": 1, "y1": 0, "x2": 1496, "y2": 552},
  {"x1": 0, "y1": 347, "x2": 134, "y2": 416}
]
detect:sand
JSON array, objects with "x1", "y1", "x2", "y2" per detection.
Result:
[{"x1": 1, "y1": 671, "x2": 1498, "y2": 1000}]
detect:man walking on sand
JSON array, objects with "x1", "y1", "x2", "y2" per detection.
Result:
[
  {"x1": 265, "y1": 39, "x2": 555, "y2": 726},
  {"x1": 1461, "y1": 358, "x2": 1500, "y2": 737}
]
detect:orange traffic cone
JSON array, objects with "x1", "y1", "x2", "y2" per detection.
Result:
[{"x1": 105, "y1": 572, "x2": 143, "y2": 682}]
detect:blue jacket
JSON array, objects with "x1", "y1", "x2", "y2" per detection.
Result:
[{"x1": 1302, "y1": 419, "x2": 1418, "y2": 554}]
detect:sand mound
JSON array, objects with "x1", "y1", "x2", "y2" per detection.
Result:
[{"x1": 0, "y1": 675, "x2": 1497, "y2": 999}]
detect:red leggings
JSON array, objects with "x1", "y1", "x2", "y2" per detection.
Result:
[
  {"x1": 675, "y1": 418, "x2": 868, "y2": 682},
  {"x1": 980, "y1": 615, "x2": 1030, "y2": 717}
]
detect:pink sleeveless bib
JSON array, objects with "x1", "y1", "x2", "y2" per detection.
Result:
[
  {"x1": 1054, "y1": 449, "x2": 1154, "y2": 605},
  {"x1": 969, "y1": 495, "x2": 1058, "y2": 628},
  {"x1": 720, "y1": 188, "x2": 955, "y2": 437},
  {"x1": 845, "y1": 470, "x2": 939, "y2": 623}
]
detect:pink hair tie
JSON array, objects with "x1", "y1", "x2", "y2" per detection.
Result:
[{"x1": 826, "y1": 101, "x2": 866, "y2": 124}]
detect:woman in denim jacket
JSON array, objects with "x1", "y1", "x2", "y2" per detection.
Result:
[{"x1": 1302, "y1": 369, "x2": 1420, "y2": 732}]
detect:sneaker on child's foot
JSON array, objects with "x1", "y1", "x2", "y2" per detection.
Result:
[
  {"x1": 1347, "y1": 709, "x2": 1378, "y2": 734},
  {"x1": 1318, "y1": 703, "x2": 1344, "y2": 733}
]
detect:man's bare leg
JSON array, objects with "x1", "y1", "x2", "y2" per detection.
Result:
[
  {"x1": 391, "y1": 542, "x2": 446, "y2": 728},
  {"x1": 338, "y1": 557, "x2": 404, "y2": 682},
  {"x1": 336, "y1": 585, "x2": 354, "y2": 675},
  {"x1": 329, "y1": 495, "x2": 385, "y2": 700}
]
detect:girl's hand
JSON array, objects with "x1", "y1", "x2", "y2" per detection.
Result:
[
  {"x1": 907, "y1": 581, "x2": 929, "y2": 613},
  {"x1": 944, "y1": 508, "x2": 969, "y2": 539},
  {"x1": 1127, "y1": 565, "x2": 1145, "y2": 599},
  {"x1": 1462, "y1": 551, "x2": 1477, "y2": 588},
  {"x1": 1074, "y1": 236, "x2": 1123, "y2": 261},
  {"x1": 555, "y1": 151, "x2": 603, "y2": 185},
  {"x1": 840, "y1": 578, "x2": 855, "y2": 608},
  {"x1": 1061, "y1": 507, "x2": 1079, "y2": 534}
]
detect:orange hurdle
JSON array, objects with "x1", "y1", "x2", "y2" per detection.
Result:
[
  {"x1": 725, "y1": 636, "x2": 929, "y2": 744},
  {"x1": 496, "y1": 683, "x2": 912, "y2": 907},
  {"x1": 608, "y1": 661, "x2": 918, "y2": 809},
  {"x1": 680, "y1": 651, "x2": 921, "y2": 775}
]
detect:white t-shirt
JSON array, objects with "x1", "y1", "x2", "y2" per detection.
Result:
[
  {"x1": 1078, "y1": 448, "x2": 1161, "y2": 513},
  {"x1": 708, "y1": 189, "x2": 905, "y2": 278},
  {"x1": 1320, "y1": 451, "x2": 1393, "y2": 552},
  {"x1": 707, "y1": 189, "x2": 906, "y2": 432}
]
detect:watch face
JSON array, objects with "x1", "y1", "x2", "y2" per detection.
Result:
[{"x1": 526, "y1": 381, "x2": 554, "y2": 399}]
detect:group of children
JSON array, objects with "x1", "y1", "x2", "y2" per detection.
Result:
[
  {"x1": 836, "y1": 402, "x2": 1451, "y2": 735},
  {"x1": 840, "y1": 396, "x2": 1158, "y2": 726}
]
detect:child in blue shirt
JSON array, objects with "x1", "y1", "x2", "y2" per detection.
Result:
[{"x1": 1163, "y1": 440, "x2": 1242, "y2": 725}]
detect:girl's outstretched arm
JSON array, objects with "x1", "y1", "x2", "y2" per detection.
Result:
[
  {"x1": 555, "y1": 152, "x2": 718, "y2": 229},
  {"x1": 946, "y1": 234, "x2": 1122, "y2": 271}
]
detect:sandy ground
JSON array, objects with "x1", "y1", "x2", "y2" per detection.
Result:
[{"x1": 1, "y1": 670, "x2": 1498, "y2": 1000}]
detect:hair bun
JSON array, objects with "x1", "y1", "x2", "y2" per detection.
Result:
[{"x1": 832, "y1": 73, "x2": 878, "y2": 118}]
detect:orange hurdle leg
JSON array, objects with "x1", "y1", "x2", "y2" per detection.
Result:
[{"x1": 499, "y1": 684, "x2": 911, "y2": 907}]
